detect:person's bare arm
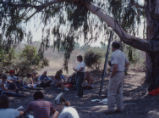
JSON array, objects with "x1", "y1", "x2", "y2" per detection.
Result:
[
  {"x1": 19, "y1": 111, "x2": 24, "y2": 116},
  {"x1": 111, "y1": 64, "x2": 118, "y2": 78},
  {"x1": 52, "y1": 110, "x2": 59, "y2": 118},
  {"x1": 125, "y1": 62, "x2": 129, "y2": 69}
]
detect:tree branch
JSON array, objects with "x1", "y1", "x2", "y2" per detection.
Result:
[
  {"x1": 131, "y1": 0, "x2": 145, "y2": 9},
  {"x1": 83, "y1": 2, "x2": 150, "y2": 52},
  {"x1": 1, "y1": 0, "x2": 64, "y2": 10}
]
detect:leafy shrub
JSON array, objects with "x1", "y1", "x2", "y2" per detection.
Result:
[
  {"x1": 20, "y1": 45, "x2": 41, "y2": 65},
  {"x1": 0, "y1": 48, "x2": 16, "y2": 66},
  {"x1": 84, "y1": 50, "x2": 102, "y2": 70},
  {"x1": 16, "y1": 45, "x2": 49, "y2": 76}
]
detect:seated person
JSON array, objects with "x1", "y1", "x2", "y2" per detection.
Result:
[
  {"x1": 83, "y1": 72, "x2": 94, "y2": 89},
  {"x1": 54, "y1": 70, "x2": 69, "y2": 91},
  {"x1": 7, "y1": 70, "x2": 18, "y2": 91},
  {"x1": 0, "y1": 74, "x2": 25, "y2": 97},
  {"x1": 67, "y1": 73, "x2": 76, "y2": 86},
  {"x1": 23, "y1": 73, "x2": 34, "y2": 88},
  {"x1": 7, "y1": 70, "x2": 24, "y2": 90},
  {"x1": 25, "y1": 91, "x2": 59, "y2": 118},
  {"x1": 0, "y1": 95, "x2": 24, "y2": 118},
  {"x1": 32, "y1": 72, "x2": 39, "y2": 83},
  {"x1": 55, "y1": 93, "x2": 80, "y2": 118},
  {"x1": 37, "y1": 71, "x2": 52, "y2": 88}
]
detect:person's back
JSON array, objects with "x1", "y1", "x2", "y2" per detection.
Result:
[
  {"x1": 0, "y1": 108, "x2": 20, "y2": 118},
  {"x1": 27, "y1": 100, "x2": 53, "y2": 118},
  {"x1": 111, "y1": 49, "x2": 128, "y2": 72},
  {"x1": 25, "y1": 91, "x2": 58, "y2": 118},
  {"x1": 0, "y1": 95, "x2": 22, "y2": 118}
]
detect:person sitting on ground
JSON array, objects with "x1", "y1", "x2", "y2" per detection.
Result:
[
  {"x1": 23, "y1": 73, "x2": 34, "y2": 88},
  {"x1": 25, "y1": 91, "x2": 59, "y2": 118},
  {"x1": 7, "y1": 70, "x2": 18, "y2": 91},
  {"x1": 83, "y1": 72, "x2": 94, "y2": 89},
  {"x1": 32, "y1": 72, "x2": 39, "y2": 83},
  {"x1": 54, "y1": 70, "x2": 69, "y2": 91},
  {"x1": 7, "y1": 70, "x2": 24, "y2": 91},
  {"x1": 55, "y1": 93, "x2": 80, "y2": 118},
  {"x1": 37, "y1": 71, "x2": 52, "y2": 88},
  {"x1": 0, "y1": 95, "x2": 24, "y2": 118},
  {"x1": 0, "y1": 74, "x2": 25, "y2": 97},
  {"x1": 55, "y1": 70, "x2": 66, "y2": 82}
]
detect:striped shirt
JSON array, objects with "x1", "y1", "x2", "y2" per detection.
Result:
[{"x1": 26, "y1": 99, "x2": 54, "y2": 118}]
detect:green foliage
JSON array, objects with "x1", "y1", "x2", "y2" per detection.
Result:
[
  {"x1": 20, "y1": 45, "x2": 40, "y2": 65},
  {"x1": 84, "y1": 50, "x2": 102, "y2": 70},
  {"x1": 0, "y1": 0, "x2": 145, "y2": 71},
  {"x1": 0, "y1": 48, "x2": 16, "y2": 66}
]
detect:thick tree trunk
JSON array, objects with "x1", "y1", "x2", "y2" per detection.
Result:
[{"x1": 145, "y1": 0, "x2": 159, "y2": 91}]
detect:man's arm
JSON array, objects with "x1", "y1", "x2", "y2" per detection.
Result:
[
  {"x1": 52, "y1": 110, "x2": 59, "y2": 118},
  {"x1": 111, "y1": 64, "x2": 118, "y2": 78},
  {"x1": 50, "y1": 105, "x2": 59, "y2": 118}
]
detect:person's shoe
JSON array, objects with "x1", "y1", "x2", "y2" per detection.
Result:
[
  {"x1": 104, "y1": 110, "x2": 117, "y2": 114},
  {"x1": 115, "y1": 109, "x2": 123, "y2": 113}
]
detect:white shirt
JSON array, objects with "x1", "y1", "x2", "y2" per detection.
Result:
[
  {"x1": 0, "y1": 108, "x2": 20, "y2": 118},
  {"x1": 111, "y1": 49, "x2": 129, "y2": 72},
  {"x1": 75, "y1": 61, "x2": 85, "y2": 72},
  {"x1": 58, "y1": 107, "x2": 80, "y2": 118}
]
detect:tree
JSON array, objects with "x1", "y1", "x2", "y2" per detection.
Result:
[{"x1": 0, "y1": 0, "x2": 159, "y2": 91}]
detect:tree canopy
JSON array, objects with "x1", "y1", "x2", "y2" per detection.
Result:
[{"x1": 0, "y1": 0, "x2": 148, "y2": 70}]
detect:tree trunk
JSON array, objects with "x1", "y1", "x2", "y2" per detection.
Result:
[
  {"x1": 84, "y1": 0, "x2": 159, "y2": 91},
  {"x1": 145, "y1": 0, "x2": 159, "y2": 91}
]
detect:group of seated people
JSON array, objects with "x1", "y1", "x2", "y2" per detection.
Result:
[
  {"x1": 0, "y1": 67, "x2": 94, "y2": 98},
  {"x1": 0, "y1": 91, "x2": 80, "y2": 118}
]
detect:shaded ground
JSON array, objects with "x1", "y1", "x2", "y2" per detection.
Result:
[{"x1": 10, "y1": 70, "x2": 159, "y2": 118}]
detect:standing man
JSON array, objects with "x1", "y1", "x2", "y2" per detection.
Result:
[
  {"x1": 106, "y1": 42, "x2": 129, "y2": 114},
  {"x1": 73, "y1": 55, "x2": 86, "y2": 98}
]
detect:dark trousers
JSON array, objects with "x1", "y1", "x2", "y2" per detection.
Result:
[
  {"x1": 37, "y1": 80, "x2": 52, "y2": 88},
  {"x1": 76, "y1": 72, "x2": 84, "y2": 97},
  {"x1": 0, "y1": 90, "x2": 25, "y2": 97}
]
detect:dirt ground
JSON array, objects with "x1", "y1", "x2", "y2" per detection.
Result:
[{"x1": 9, "y1": 69, "x2": 159, "y2": 118}]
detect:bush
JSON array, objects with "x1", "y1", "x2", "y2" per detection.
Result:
[
  {"x1": 15, "y1": 45, "x2": 49, "y2": 76},
  {"x1": 0, "y1": 48, "x2": 16, "y2": 66},
  {"x1": 20, "y1": 45, "x2": 41, "y2": 65},
  {"x1": 84, "y1": 50, "x2": 102, "y2": 70}
]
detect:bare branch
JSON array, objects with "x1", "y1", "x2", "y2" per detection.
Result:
[
  {"x1": 1, "y1": 0, "x2": 64, "y2": 10},
  {"x1": 83, "y1": 2, "x2": 150, "y2": 52}
]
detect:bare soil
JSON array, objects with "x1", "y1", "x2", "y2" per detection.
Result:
[{"x1": 9, "y1": 69, "x2": 159, "y2": 118}]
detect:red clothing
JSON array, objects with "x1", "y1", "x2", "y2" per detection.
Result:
[{"x1": 26, "y1": 99, "x2": 54, "y2": 118}]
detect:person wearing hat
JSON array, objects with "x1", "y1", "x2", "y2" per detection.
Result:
[{"x1": 106, "y1": 42, "x2": 129, "y2": 114}]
